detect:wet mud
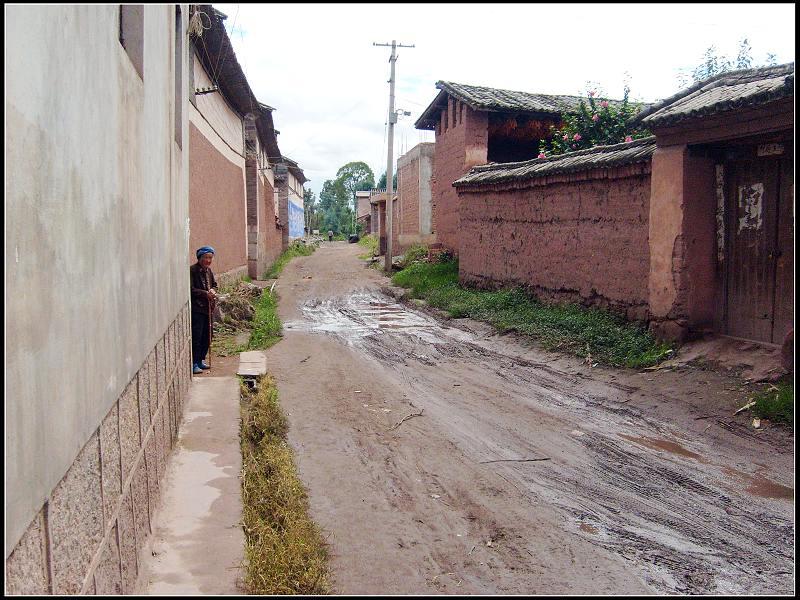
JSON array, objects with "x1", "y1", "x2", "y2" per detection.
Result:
[{"x1": 284, "y1": 288, "x2": 795, "y2": 594}]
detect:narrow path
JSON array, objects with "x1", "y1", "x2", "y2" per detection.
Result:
[
  {"x1": 265, "y1": 241, "x2": 793, "y2": 595},
  {"x1": 135, "y1": 376, "x2": 244, "y2": 594}
]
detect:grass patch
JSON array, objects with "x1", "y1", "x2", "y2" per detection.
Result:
[
  {"x1": 247, "y1": 289, "x2": 283, "y2": 351},
  {"x1": 264, "y1": 241, "x2": 317, "y2": 279},
  {"x1": 357, "y1": 234, "x2": 378, "y2": 259},
  {"x1": 240, "y1": 376, "x2": 331, "y2": 594},
  {"x1": 392, "y1": 260, "x2": 672, "y2": 368},
  {"x1": 751, "y1": 380, "x2": 794, "y2": 425}
]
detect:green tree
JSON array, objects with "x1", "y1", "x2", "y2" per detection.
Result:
[
  {"x1": 376, "y1": 171, "x2": 397, "y2": 190},
  {"x1": 335, "y1": 162, "x2": 375, "y2": 234},
  {"x1": 303, "y1": 189, "x2": 320, "y2": 232},
  {"x1": 677, "y1": 38, "x2": 776, "y2": 87},
  {"x1": 538, "y1": 86, "x2": 649, "y2": 157}
]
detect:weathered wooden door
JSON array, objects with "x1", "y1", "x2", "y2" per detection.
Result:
[{"x1": 724, "y1": 147, "x2": 793, "y2": 344}]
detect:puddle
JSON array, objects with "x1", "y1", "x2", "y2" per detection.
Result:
[
  {"x1": 284, "y1": 291, "x2": 473, "y2": 347},
  {"x1": 619, "y1": 434, "x2": 709, "y2": 463},
  {"x1": 722, "y1": 467, "x2": 794, "y2": 501}
]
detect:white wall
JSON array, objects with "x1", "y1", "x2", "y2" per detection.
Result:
[
  {"x1": 192, "y1": 53, "x2": 244, "y2": 155},
  {"x1": 5, "y1": 4, "x2": 190, "y2": 555}
]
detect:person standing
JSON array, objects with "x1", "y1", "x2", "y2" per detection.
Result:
[
  {"x1": 328, "y1": 229, "x2": 333, "y2": 242},
  {"x1": 190, "y1": 246, "x2": 218, "y2": 374}
]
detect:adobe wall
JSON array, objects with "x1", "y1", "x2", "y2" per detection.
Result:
[
  {"x1": 647, "y1": 99, "x2": 794, "y2": 341},
  {"x1": 188, "y1": 122, "x2": 246, "y2": 275},
  {"x1": 432, "y1": 101, "x2": 488, "y2": 253},
  {"x1": 458, "y1": 165, "x2": 652, "y2": 320}
]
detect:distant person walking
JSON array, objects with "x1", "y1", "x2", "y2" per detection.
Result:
[
  {"x1": 190, "y1": 246, "x2": 218, "y2": 374},
  {"x1": 328, "y1": 230, "x2": 333, "y2": 242}
]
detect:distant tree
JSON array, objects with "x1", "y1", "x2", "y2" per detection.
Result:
[
  {"x1": 676, "y1": 38, "x2": 777, "y2": 87},
  {"x1": 303, "y1": 189, "x2": 320, "y2": 232},
  {"x1": 376, "y1": 171, "x2": 397, "y2": 190},
  {"x1": 334, "y1": 161, "x2": 374, "y2": 234}
]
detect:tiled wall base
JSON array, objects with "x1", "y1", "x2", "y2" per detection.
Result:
[{"x1": 6, "y1": 303, "x2": 193, "y2": 595}]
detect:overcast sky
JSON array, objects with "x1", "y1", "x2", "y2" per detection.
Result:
[{"x1": 213, "y1": 3, "x2": 795, "y2": 198}]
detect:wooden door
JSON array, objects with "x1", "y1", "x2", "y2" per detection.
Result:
[{"x1": 724, "y1": 153, "x2": 781, "y2": 343}]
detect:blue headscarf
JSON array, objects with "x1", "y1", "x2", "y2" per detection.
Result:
[{"x1": 196, "y1": 246, "x2": 216, "y2": 259}]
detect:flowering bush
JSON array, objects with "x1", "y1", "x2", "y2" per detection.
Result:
[{"x1": 538, "y1": 86, "x2": 650, "y2": 158}]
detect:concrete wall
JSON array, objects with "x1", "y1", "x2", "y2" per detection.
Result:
[
  {"x1": 458, "y1": 165, "x2": 652, "y2": 320},
  {"x1": 6, "y1": 4, "x2": 191, "y2": 592},
  {"x1": 432, "y1": 101, "x2": 488, "y2": 253}
]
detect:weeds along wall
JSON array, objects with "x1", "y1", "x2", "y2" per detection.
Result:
[
  {"x1": 457, "y1": 163, "x2": 652, "y2": 321},
  {"x1": 6, "y1": 5, "x2": 192, "y2": 593}
]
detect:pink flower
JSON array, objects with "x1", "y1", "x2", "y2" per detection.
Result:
[
  {"x1": 573, "y1": 133, "x2": 582, "y2": 141},
  {"x1": 563, "y1": 133, "x2": 569, "y2": 141},
  {"x1": 592, "y1": 114, "x2": 600, "y2": 122},
  {"x1": 600, "y1": 100, "x2": 609, "y2": 108},
  {"x1": 588, "y1": 90, "x2": 596, "y2": 97},
  {"x1": 625, "y1": 135, "x2": 633, "y2": 142},
  {"x1": 537, "y1": 152, "x2": 546, "y2": 159}
]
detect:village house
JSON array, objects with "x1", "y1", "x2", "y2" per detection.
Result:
[
  {"x1": 282, "y1": 156, "x2": 308, "y2": 240},
  {"x1": 454, "y1": 63, "x2": 794, "y2": 349},
  {"x1": 632, "y1": 62, "x2": 794, "y2": 346},
  {"x1": 356, "y1": 190, "x2": 372, "y2": 234},
  {"x1": 415, "y1": 81, "x2": 610, "y2": 253},
  {"x1": 189, "y1": 5, "x2": 288, "y2": 281},
  {"x1": 7, "y1": 5, "x2": 193, "y2": 593}
]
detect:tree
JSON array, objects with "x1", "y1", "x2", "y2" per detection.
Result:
[
  {"x1": 538, "y1": 86, "x2": 650, "y2": 157},
  {"x1": 333, "y1": 161, "x2": 375, "y2": 234},
  {"x1": 303, "y1": 189, "x2": 320, "y2": 232},
  {"x1": 676, "y1": 38, "x2": 776, "y2": 87},
  {"x1": 376, "y1": 171, "x2": 397, "y2": 190}
]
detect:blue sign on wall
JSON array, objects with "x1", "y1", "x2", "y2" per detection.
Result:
[{"x1": 288, "y1": 200, "x2": 304, "y2": 239}]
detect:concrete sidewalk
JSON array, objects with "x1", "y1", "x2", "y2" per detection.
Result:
[{"x1": 135, "y1": 376, "x2": 244, "y2": 594}]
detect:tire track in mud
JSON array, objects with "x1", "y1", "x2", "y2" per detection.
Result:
[{"x1": 284, "y1": 290, "x2": 795, "y2": 595}]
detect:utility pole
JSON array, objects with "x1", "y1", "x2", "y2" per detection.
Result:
[{"x1": 374, "y1": 39, "x2": 414, "y2": 272}]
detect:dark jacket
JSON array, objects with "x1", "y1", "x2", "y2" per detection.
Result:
[{"x1": 190, "y1": 262, "x2": 218, "y2": 314}]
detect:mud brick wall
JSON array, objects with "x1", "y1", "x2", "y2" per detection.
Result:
[
  {"x1": 257, "y1": 174, "x2": 282, "y2": 277},
  {"x1": 432, "y1": 101, "x2": 488, "y2": 253},
  {"x1": 458, "y1": 164, "x2": 652, "y2": 320},
  {"x1": 189, "y1": 123, "x2": 246, "y2": 274},
  {"x1": 5, "y1": 305, "x2": 193, "y2": 595}
]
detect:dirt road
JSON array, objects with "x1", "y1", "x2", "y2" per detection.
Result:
[{"x1": 264, "y1": 241, "x2": 794, "y2": 595}]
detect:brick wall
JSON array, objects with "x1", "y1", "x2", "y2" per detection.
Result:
[
  {"x1": 5, "y1": 306, "x2": 192, "y2": 594},
  {"x1": 431, "y1": 101, "x2": 488, "y2": 253},
  {"x1": 458, "y1": 164, "x2": 652, "y2": 320},
  {"x1": 398, "y1": 158, "x2": 420, "y2": 249}
]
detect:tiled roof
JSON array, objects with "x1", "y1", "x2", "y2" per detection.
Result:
[
  {"x1": 439, "y1": 81, "x2": 592, "y2": 113},
  {"x1": 453, "y1": 137, "x2": 656, "y2": 188},
  {"x1": 193, "y1": 6, "x2": 281, "y2": 161},
  {"x1": 415, "y1": 81, "x2": 628, "y2": 130},
  {"x1": 632, "y1": 63, "x2": 794, "y2": 128}
]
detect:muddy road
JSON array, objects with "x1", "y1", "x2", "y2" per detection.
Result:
[{"x1": 264, "y1": 242, "x2": 794, "y2": 595}]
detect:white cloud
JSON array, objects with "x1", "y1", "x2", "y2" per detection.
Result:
[{"x1": 214, "y1": 3, "x2": 795, "y2": 197}]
